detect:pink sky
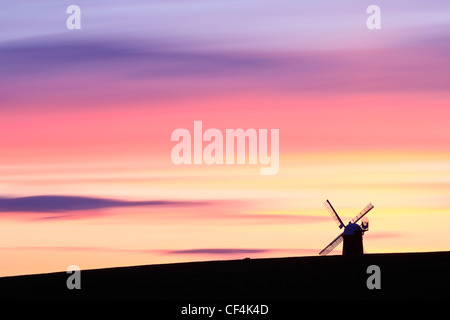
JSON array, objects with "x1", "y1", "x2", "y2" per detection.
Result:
[{"x1": 0, "y1": 1, "x2": 449, "y2": 276}]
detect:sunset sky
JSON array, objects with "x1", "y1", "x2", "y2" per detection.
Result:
[{"x1": 0, "y1": 0, "x2": 449, "y2": 277}]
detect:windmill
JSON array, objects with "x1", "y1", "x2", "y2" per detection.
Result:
[{"x1": 319, "y1": 200, "x2": 374, "y2": 256}]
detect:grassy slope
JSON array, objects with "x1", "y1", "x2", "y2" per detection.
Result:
[{"x1": 0, "y1": 251, "x2": 449, "y2": 300}]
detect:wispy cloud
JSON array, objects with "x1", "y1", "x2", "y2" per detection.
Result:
[
  {"x1": 0, "y1": 195, "x2": 331, "y2": 225},
  {"x1": 165, "y1": 248, "x2": 320, "y2": 256},
  {"x1": 0, "y1": 37, "x2": 274, "y2": 80},
  {"x1": 2, "y1": 33, "x2": 448, "y2": 106},
  {"x1": 0, "y1": 195, "x2": 205, "y2": 213},
  {"x1": 365, "y1": 232, "x2": 405, "y2": 239},
  {"x1": 0, "y1": 246, "x2": 320, "y2": 257},
  {"x1": 166, "y1": 248, "x2": 269, "y2": 255}
]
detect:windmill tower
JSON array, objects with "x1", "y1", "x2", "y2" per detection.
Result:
[{"x1": 319, "y1": 200, "x2": 374, "y2": 256}]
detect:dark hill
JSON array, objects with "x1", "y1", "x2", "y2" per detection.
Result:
[{"x1": 0, "y1": 251, "x2": 449, "y2": 300}]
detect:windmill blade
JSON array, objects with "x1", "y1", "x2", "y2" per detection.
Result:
[
  {"x1": 350, "y1": 203, "x2": 374, "y2": 224},
  {"x1": 323, "y1": 200, "x2": 345, "y2": 229},
  {"x1": 319, "y1": 233, "x2": 344, "y2": 256}
]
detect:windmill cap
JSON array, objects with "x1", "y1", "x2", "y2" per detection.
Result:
[{"x1": 343, "y1": 223, "x2": 362, "y2": 235}]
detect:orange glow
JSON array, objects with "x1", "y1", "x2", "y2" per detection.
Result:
[{"x1": 1, "y1": 91, "x2": 449, "y2": 276}]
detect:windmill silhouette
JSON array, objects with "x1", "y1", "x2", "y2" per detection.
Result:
[{"x1": 319, "y1": 200, "x2": 374, "y2": 256}]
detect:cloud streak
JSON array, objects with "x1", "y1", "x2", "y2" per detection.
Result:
[
  {"x1": 1, "y1": 33, "x2": 449, "y2": 107},
  {"x1": 0, "y1": 195, "x2": 204, "y2": 213},
  {"x1": 0, "y1": 195, "x2": 332, "y2": 225},
  {"x1": 166, "y1": 248, "x2": 270, "y2": 255},
  {"x1": 164, "y1": 248, "x2": 320, "y2": 256},
  {"x1": 0, "y1": 246, "x2": 320, "y2": 257},
  {"x1": 0, "y1": 37, "x2": 275, "y2": 79}
]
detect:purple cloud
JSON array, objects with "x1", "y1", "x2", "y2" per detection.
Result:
[
  {"x1": 1, "y1": 34, "x2": 448, "y2": 109},
  {"x1": 0, "y1": 195, "x2": 205, "y2": 213},
  {"x1": 0, "y1": 246, "x2": 321, "y2": 257},
  {"x1": 166, "y1": 248, "x2": 270, "y2": 255},
  {"x1": 0, "y1": 36, "x2": 275, "y2": 80},
  {"x1": 163, "y1": 248, "x2": 320, "y2": 256}
]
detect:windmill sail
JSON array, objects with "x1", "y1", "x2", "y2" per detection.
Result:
[
  {"x1": 350, "y1": 203, "x2": 374, "y2": 224},
  {"x1": 323, "y1": 200, "x2": 345, "y2": 229},
  {"x1": 319, "y1": 233, "x2": 344, "y2": 256}
]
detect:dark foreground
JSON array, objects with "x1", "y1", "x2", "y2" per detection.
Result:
[{"x1": 0, "y1": 251, "x2": 449, "y2": 300}]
